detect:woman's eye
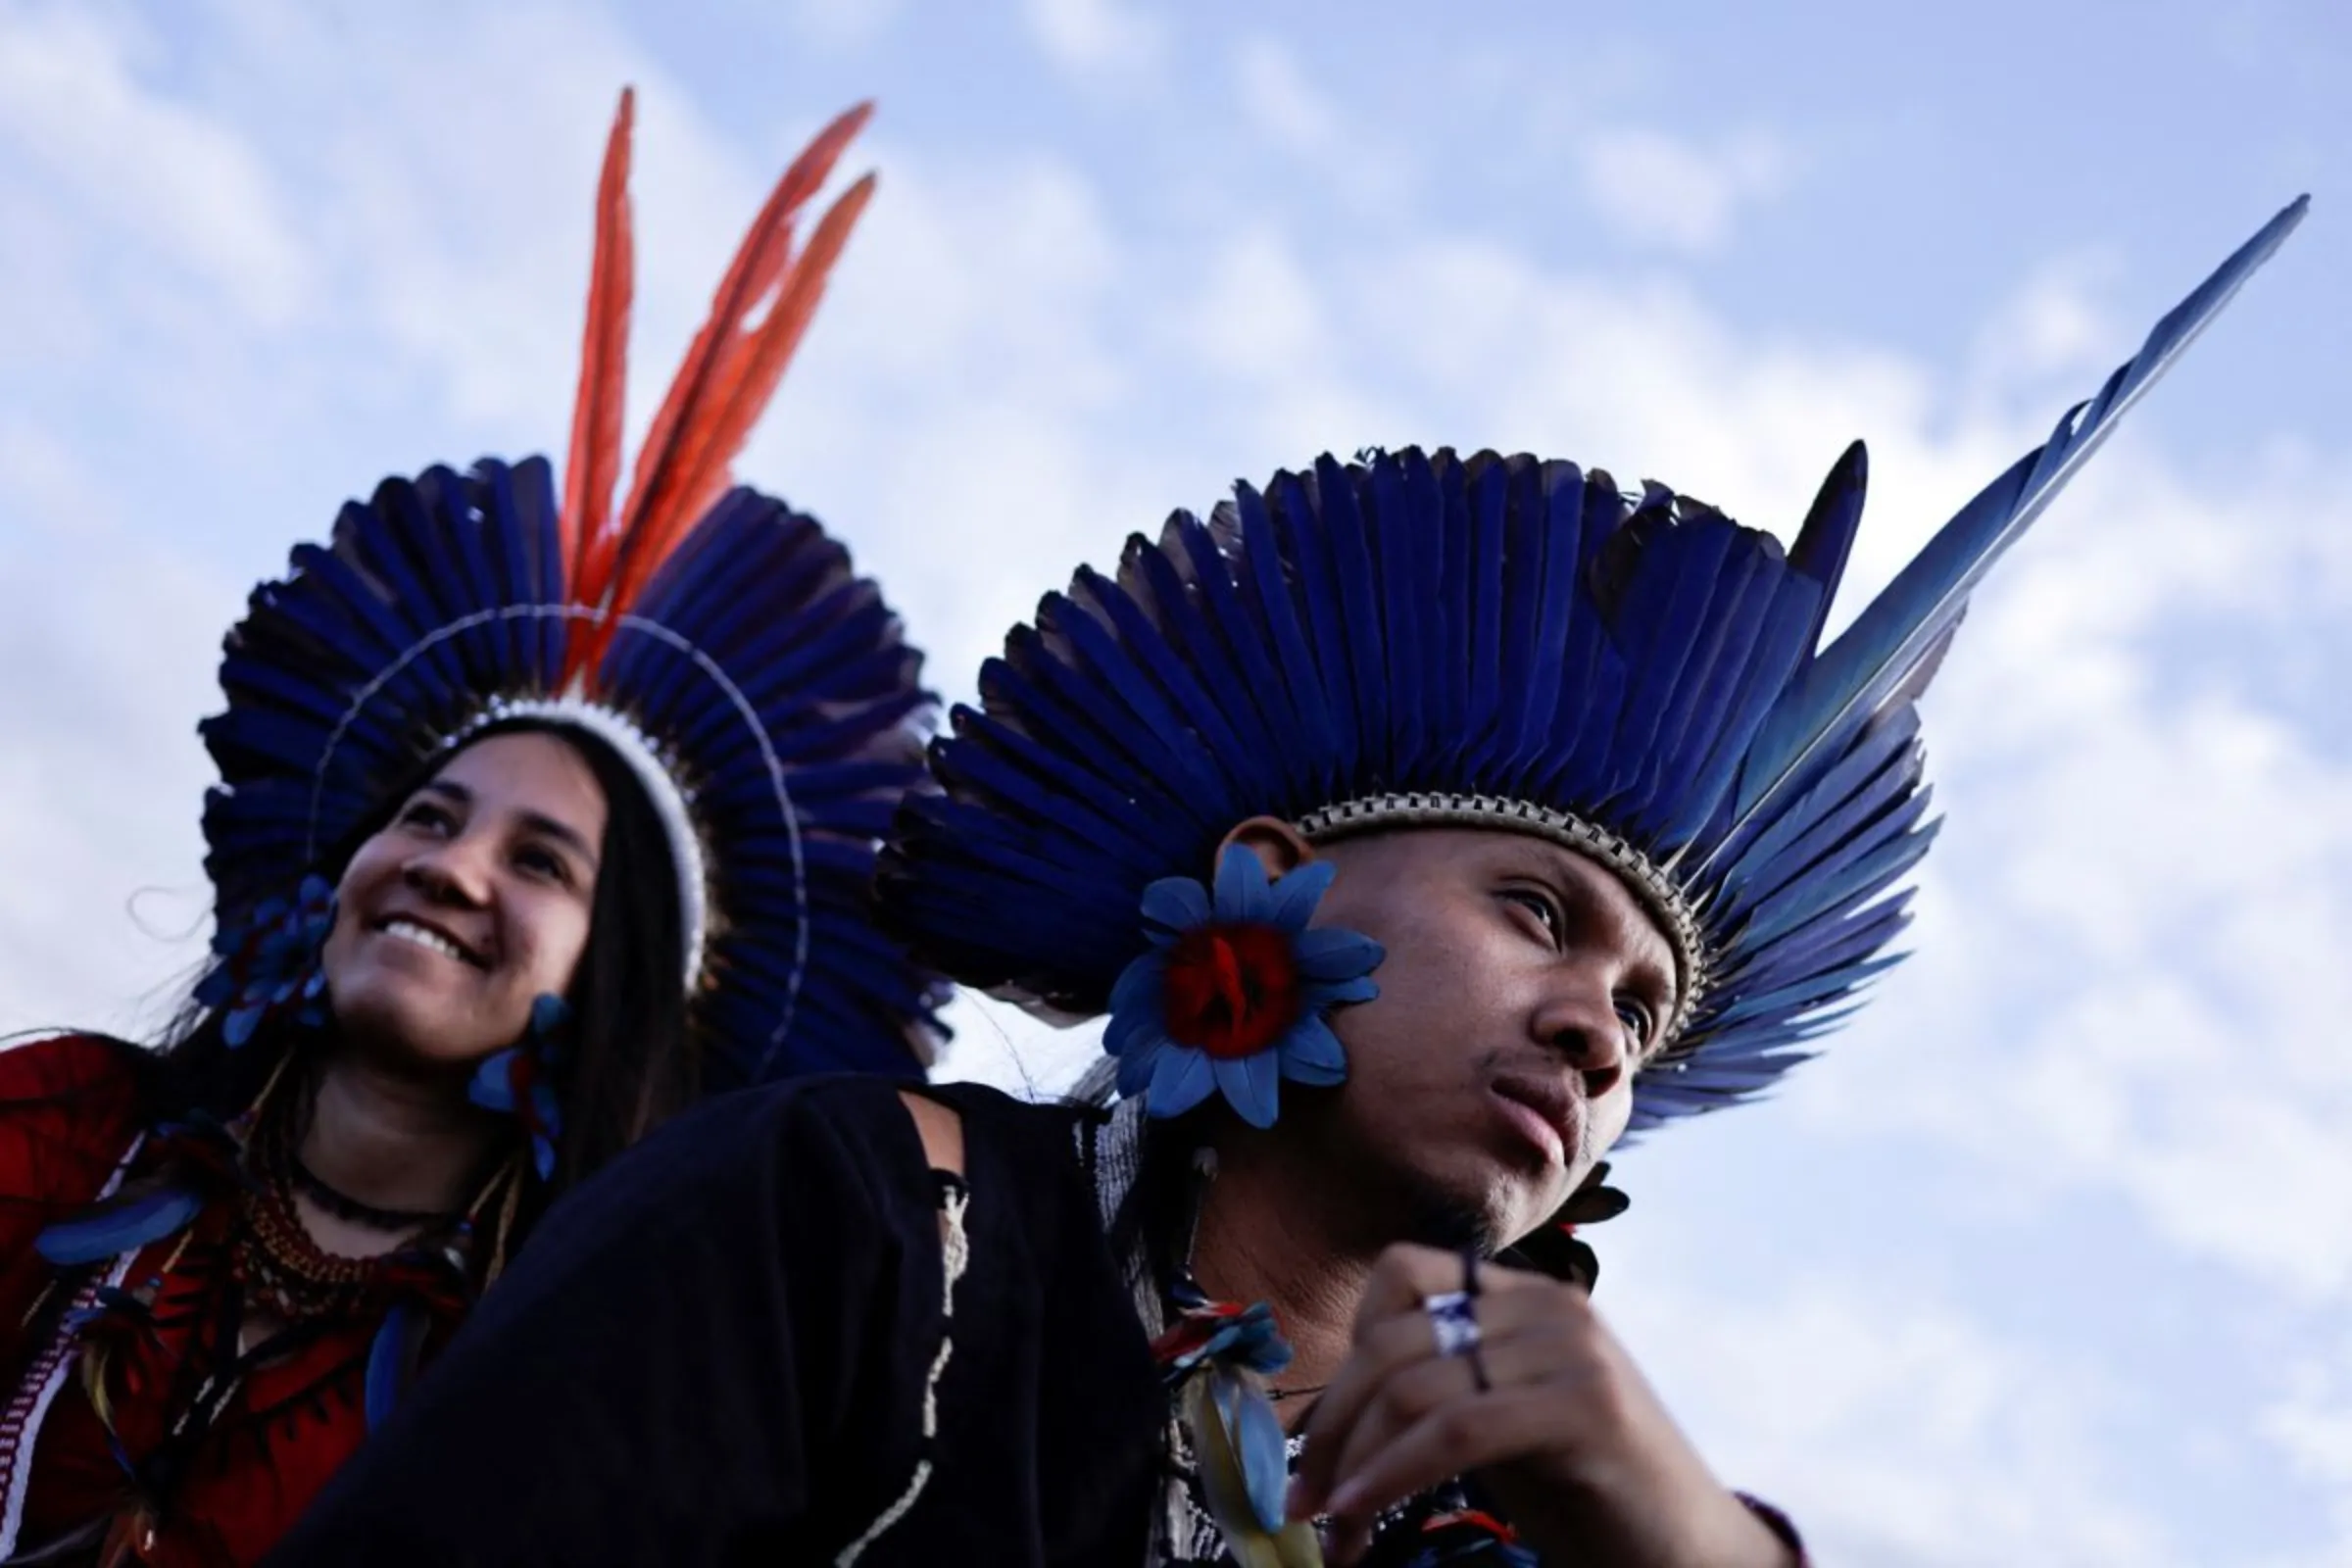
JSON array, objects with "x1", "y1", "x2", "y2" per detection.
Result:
[
  {"x1": 400, "y1": 802, "x2": 455, "y2": 835},
  {"x1": 514, "y1": 845, "x2": 569, "y2": 883},
  {"x1": 1615, "y1": 999, "x2": 1655, "y2": 1052}
]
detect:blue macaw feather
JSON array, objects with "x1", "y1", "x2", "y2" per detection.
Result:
[
  {"x1": 1224, "y1": 481, "x2": 1342, "y2": 792},
  {"x1": 1150, "y1": 1047, "x2": 1216, "y2": 1117},
  {"x1": 1263, "y1": 861, "x2": 1337, "y2": 929},
  {"x1": 1278, "y1": 1015, "x2": 1348, "y2": 1084},
  {"x1": 1316, "y1": 453, "x2": 1391, "y2": 778},
  {"x1": 1213, "y1": 844, "x2": 1273, "y2": 923},
  {"x1": 1372, "y1": 451, "x2": 1431, "y2": 772},
  {"x1": 1213, "y1": 1050, "x2": 1283, "y2": 1129},
  {"x1": 1638, "y1": 534, "x2": 1770, "y2": 803},
  {"x1": 1717, "y1": 706, "x2": 1924, "y2": 893},
  {"x1": 1268, "y1": 467, "x2": 1361, "y2": 784},
  {"x1": 1046, "y1": 587, "x2": 1230, "y2": 808},
  {"x1": 1123, "y1": 532, "x2": 1276, "y2": 761},
  {"x1": 1293, "y1": 927, "x2": 1382, "y2": 980},
  {"x1": 1301, "y1": 974, "x2": 1377, "y2": 1008},
  {"x1": 995, "y1": 630, "x2": 1200, "y2": 817},
  {"x1": 1457, "y1": 456, "x2": 1510, "y2": 767},
  {"x1": 1103, "y1": 965, "x2": 1166, "y2": 1055},
  {"x1": 1722, "y1": 197, "x2": 2308, "y2": 867},
  {"x1": 1224, "y1": 1372, "x2": 1292, "y2": 1534},
  {"x1": 1735, "y1": 895, "x2": 1915, "y2": 996},
  {"x1": 1081, "y1": 560, "x2": 1255, "y2": 791},
  {"x1": 1143, "y1": 874, "x2": 1215, "y2": 935},
  {"x1": 365, "y1": 1301, "x2": 428, "y2": 1432},
  {"x1": 37, "y1": 1186, "x2": 204, "y2": 1267},
  {"x1": 1548, "y1": 472, "x2": 1638, "y2": 793},
  {"x1": 1659, "y1": 571, "x2": 1821, "y2": 854},
  {"x1": 1786, "y1": 440, "x2": 1870, "y2": 658},
  {"x1": 1158, "y1": 513, "x2": 1300, "y2": 785}
]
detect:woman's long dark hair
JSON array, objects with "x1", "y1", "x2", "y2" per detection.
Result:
[{"x1": 153, "y1": 716, "x2": 693, "y2": 1202}]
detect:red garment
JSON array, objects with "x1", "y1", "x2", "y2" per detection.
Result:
[{"x1": 0, "y1": 1035, "x2": 460, "y2": 1567}]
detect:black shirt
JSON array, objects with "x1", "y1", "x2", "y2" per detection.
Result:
[{"x1": 269, "y1": 1075, "x2": 1167, "y2": 1566}]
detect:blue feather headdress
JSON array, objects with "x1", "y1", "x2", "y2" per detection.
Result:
[
  {"x1": 880, "y1": 199, "x2": 2305, "y2": 1133},
  {"x1": 201, "y1": 90, "x2": 942, "y2": 1089}
]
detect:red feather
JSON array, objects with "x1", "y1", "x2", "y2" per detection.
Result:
[
  {"x1": 560, "y1": 88, "x2": 637, "y2": 599},
  {"x1": 567, "y1": 102, "x2": 875, "y2": 687}
]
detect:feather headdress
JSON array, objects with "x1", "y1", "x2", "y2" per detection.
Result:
[
  {"x1": 879, "y1": 198, "x2": 2305, "y2": 1132},
  {"x1": 201, "y1": 90, "x2": 941, "y2": 1088}
]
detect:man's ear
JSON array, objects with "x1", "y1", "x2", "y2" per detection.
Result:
[{"x1": 1216, "y1": 815, "x2": 1315, "y2": 881}]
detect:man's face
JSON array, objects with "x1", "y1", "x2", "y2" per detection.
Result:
[{"x1": 1255, "y1": 823, "x2": 1678, "y2": 1251}]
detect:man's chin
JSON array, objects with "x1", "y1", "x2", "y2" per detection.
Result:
[{"x1": 1388, "y1": 1169, "x2": 1512, "y2": 1257}]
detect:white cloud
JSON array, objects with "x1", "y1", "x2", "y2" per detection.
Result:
[
  {"x1": 787, "y1": 0, "x2": 905, "y2": 48},
  {"x1": 1232, "y1": 34, "x2": 1341, "y2": 159},
  {"x1": 1616, "y1": 1273, "x2": 2178, "y2": 1566},
  {"x1": 0, "y1": 3, "x2": 315, "y2": 327},
  {"x1": 1577, "y1": 126, "x2": 1795, "y2": 256},
  {"x1": 1021, "y1": 0, "x2": 1168, "y2": 82},
  {"x1": 2259, "y1": 1339, "x2": 2352, "y2": 1568},
  {"x1": 1173, "y1": 224, "x2": 1329, "y2": 378},
  {"x1": 0, "y1": 432, "x2": 234, "y2": 1041}
]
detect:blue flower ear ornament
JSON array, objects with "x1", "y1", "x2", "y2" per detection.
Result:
[
  {"x1": 1103, "y1": 844, "x2": 1384, "y2": 1129},
  {"x1": 468, "y1": 993, "x2": 569, "y2": 1180},
  {"x1": 194, "y1": 874, "x2": 337, "y2": 1047}
]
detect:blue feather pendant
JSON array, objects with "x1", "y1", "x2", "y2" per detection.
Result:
[
  {"x1": 365, "y1": 1301, "x2": 431, "y2": 1432},
  {"x1": 36, "y1": 1182, "x2": 204, "y2": 1267}
]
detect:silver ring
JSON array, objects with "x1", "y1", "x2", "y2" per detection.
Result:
[{"x1": 1424, "y1": 1290, "x2": 1481, "y2": 1358}]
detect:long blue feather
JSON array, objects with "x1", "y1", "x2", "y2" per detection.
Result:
[
  {"x1": 1506, "y1": 461, "x2": 1593, "y2": 788},
  {"x1": 366, "y1": 1302, "x2": 416, "y2": 1432},
  {"x1": 1460, "y1": 455, "x2": 1511, "y2": 767},
  {"x1": 1723, "y1": 198, "x2": 2308, "y2": 864},
  {"x1": 1424, "y1": 451, "x2": 1476, "y2": 778},
  {"x1": 1785, "y1": 441, "x2": 1868, "y2": 657},
  {"x1": 1547, "y1": 469, "x2": 1636, "y2": 793},
  {"x1": 1371, "y1": 452, "x2": 1430, "y2": 778},
  {"x1": 1169, "y1": 511, "x2": 1308, "y2": 789},
  {"x1": 1122, "y1": 528, "x2": 1277, "y2": 778},
  {"x1": 1316, "y1": 455, "x2": 1391, "y2": 784},
  {"x1": 36, "y1": 1186, "x2": 202, "y2": 1266},
  {"x1": 1273, "y1": 466, "x2": 1362, "y2": 783},
  {"x1": 1227, "y1": 480, "x2": 1343, "y2": 795}
]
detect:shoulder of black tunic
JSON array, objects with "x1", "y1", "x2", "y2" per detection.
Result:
[{"x1": 269, "y1": 1075, "x2": 1164, "y2": 1568}]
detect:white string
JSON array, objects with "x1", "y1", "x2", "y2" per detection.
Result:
[
  {"x1": 0, "y1": 1131, "x2": 146, "y2": 1554},
  {"x1": 834, "y1": 1183, "x2": 971, "y2": 1564}
]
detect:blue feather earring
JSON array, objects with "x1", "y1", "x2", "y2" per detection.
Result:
[
  {"x1": 467, "y1": 994, "x2": 570, "y2": 1181},
  {"x1": 194, "y1": 874, "x2": 337, "y2": 1047},
  {"x1": 1104, "y1": 845, "x2": 1383, "y2": 1129}
]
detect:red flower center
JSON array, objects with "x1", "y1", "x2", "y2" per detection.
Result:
[{"x1": 1161, "y1": 923, "x2": 1302, "y2": 1059}]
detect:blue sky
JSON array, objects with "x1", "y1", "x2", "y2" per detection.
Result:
[{"x1": 1, "y1": 2, "x2": 2345, "y2": 1561}]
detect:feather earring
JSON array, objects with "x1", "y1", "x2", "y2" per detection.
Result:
[
  {"x1": 192, "y1": 874, "x2": 336, "y2": 1047},
  {"x1": 466, "y1": 994, "x2": 570, "y2": 1181}
]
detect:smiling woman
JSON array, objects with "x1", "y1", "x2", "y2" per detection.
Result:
[{"x1": 0, "y1": 89, "x2": 941, "y2": 1568}]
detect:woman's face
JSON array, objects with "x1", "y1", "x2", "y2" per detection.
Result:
[{"x1": 320, "y1": 731, "x2": 609, "y2": 1070}]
